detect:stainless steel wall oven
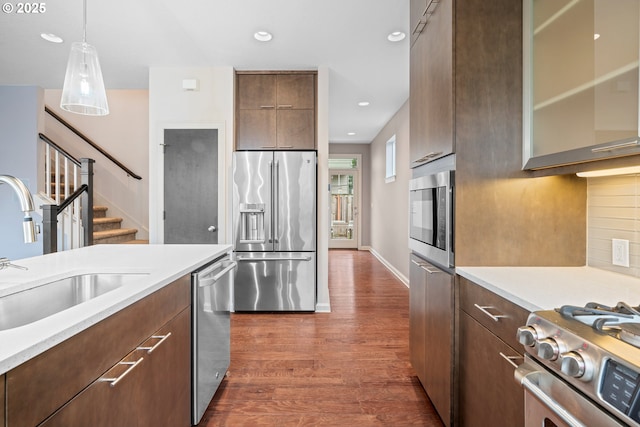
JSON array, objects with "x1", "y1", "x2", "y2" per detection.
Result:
[{"x1": 409, "y1": 169, "x2": 454, "y2": 269}]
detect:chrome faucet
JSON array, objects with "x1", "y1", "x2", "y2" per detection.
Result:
[{"x1": 0, "y1": 175, "x2": 36, "y2": 243}]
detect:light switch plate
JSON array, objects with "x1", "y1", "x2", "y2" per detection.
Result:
[{"x1": 612, "y1": 239, "x2": 630, "y2": 267}]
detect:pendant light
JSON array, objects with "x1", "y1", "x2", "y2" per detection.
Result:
[{"x1": 60, "y1": 0, "x2": 109, "y2": 116}]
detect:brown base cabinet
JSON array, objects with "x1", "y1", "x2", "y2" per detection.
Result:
[
  {"x1": 41, "y1": 308, "x2": 191, "y2": 427},
  {"x1": 5, "y1": 275, "x2": 192, "y2": 427},
  {"x1": 457, "y1": 276, "x2": 528, "y2": 427},
  {"x1": 1, "y1": 374, "x2": 5, "y2": 426},
  {"x1": 409, "y1": 254, "x2": 454, "y2": 426}
]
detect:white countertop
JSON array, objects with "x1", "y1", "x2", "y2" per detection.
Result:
[
  {"x1": 457, "y1": 266, "x2": 640, "y2": 312},
  {"x1": 0, "y1": 244, "x2": 231, "y2": 374}
]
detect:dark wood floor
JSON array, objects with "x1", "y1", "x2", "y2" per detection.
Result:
[{"x1": 198, "y1": 249, "x2": 444, "y2": 426}]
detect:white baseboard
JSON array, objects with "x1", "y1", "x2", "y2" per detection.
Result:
[{"x1": 368, "y1": 247, "x2": 409, "y2": 288}]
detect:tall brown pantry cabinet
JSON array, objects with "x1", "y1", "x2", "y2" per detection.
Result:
[
  {"x1": 409, "y1": 0, "x2": 587, "y2": 425},
  {"x1": 235, "y1": 71, "x2": 316, "y2": 150}
]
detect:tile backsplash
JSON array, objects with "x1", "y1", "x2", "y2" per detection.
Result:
[{"x1": 587, "y1": 174, "x2": 640, "y2": 277}]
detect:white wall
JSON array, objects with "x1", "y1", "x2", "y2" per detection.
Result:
[
  {"x1": 148, "y1": 67, "x2": 234, "y2": 246},
  {"x1": 44, "y1": 90, "x2": 150, "y2": 239},
  {"x1": 0, "y1": 86, "x2": 44, "y2": 259},
  {"x1": 148, "y1": 66, "x2": 331, "y2": 312},
  {"x1": 369, "y1": 99, "x2": 410, "y2": 284}
]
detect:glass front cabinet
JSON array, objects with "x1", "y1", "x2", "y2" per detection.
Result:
[{"x1": 523, "y1": 0, "x2": 640, "y2": 170}]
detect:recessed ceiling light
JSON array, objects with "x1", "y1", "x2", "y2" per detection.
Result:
[
  {"x1": 387, "y1": 31, "x2": 406, "y2": 42},
  {"x1": 594, "y1": 33, "x2": 601, "y2": 40},
  {"x1": 358, "y1": 101, "x2": 370, "y2": 107},
  {"x1": 254, "y1": 31, "x2": 273, "y2": 42},
  {"x1": 41, "y1": 33, "x2": 63, "y2": 43},
  {"x1": 347, "y1": 132, "x2": 356, "y2": 136}
]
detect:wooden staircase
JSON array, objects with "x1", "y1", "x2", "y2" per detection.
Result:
[
  {"x1": 93, "y1": 205, "x2": 147, "y2": 244},
  {"x1": 49, "y1": 175, "x2": 146, "y2": 245}
]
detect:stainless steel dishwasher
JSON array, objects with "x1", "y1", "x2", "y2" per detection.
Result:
[{"x1": 192, "y1": 254, "x2": 236, "y2": 425}]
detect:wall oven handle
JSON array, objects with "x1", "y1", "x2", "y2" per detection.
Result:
[
  {"x1": 520, "y1": 371, "x2": 586, "y2": 427},
  {"x1": 474, "y1": 304, "x2": 507, "y2": 322}
]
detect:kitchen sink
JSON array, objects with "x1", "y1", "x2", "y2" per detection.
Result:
[{"x1": 0, "y1": 273, "x2": 147, "y2": 331}]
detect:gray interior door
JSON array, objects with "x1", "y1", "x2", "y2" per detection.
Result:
[{"x1": 164, "y1": 128, "x2": 218, "y2": 244}]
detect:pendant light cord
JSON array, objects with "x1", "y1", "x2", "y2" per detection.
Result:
[{"x1": 82, "y1": 0, "x2": 87, "y2": 43}]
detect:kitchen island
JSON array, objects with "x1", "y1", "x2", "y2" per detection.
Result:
[
  {"x1": 0, "y1": 243, "x2": 230, "y2": 427},
  {"x1": 0, "y1": 244, "x2": 231, "y2": 374}
]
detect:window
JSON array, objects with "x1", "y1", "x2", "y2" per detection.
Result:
[{"x1": 385, "y1": 135, "x2": 396, "y2": 183}]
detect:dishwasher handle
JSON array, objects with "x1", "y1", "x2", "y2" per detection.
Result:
[{"x1": 197, "y1": 261, "x2": 237, "y2": 288}]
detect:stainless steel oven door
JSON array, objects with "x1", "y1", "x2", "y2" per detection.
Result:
[{"x1": 515, "y1": 356, "x2": 627, "y2": 427}]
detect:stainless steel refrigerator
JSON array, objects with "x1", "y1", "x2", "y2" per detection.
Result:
[{"x1": 232, "y1": 151, "x2": 316, "y2": 311}]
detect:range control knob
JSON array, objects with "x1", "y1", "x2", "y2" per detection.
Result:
[
  {"x1": 561, "y1": 351, "x2": 592, "y2": 380},
  {"x1": 537, "y1": 338, "x2": 561, "y2": 361},
  {"x1": 516, "y1": 326, "x2": 538, "y2": 347}
]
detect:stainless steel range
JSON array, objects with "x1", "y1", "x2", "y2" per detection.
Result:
[{"x1": 516, "y1": 302, "x2": 640, "y2": 427}]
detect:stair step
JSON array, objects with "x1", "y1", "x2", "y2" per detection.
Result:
[
  {"x1": 93, "y1": 206, "x2": 108, "y2": 218},
  {"x1": 123, "y1": 240, "x2": 149, "y2": 244},
  {"x1": 94, "y1": 228, "x2": 138, "y2": 244},
  {"x1": 93, "y1": 217, "x2": 123, "y2": 232}
]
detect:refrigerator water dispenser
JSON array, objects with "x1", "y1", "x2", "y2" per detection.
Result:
[{"x1": 239, "y1": 203, "x2": 265, "y2": 243}]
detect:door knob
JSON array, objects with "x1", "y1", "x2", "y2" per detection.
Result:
[{"x1": 208, "y1": 226, "x2": 217, "y2": 232}]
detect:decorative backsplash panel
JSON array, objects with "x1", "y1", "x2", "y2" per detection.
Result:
[{"x1": 587, "y1": 174, "x2": 640, "y2": 277}]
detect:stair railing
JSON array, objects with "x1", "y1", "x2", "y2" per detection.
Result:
[
  {"x1": 45, "y1": 106, "x2": 142, "y2": 180},
  {"x1": 40, "y1": 133, "x2": 94, "y2": 254}
]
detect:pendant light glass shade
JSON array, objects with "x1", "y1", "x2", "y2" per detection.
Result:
[{"x1": 60, "y1": 41, "x2": 109, "y2": 116}]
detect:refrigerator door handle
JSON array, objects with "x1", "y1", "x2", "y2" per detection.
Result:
[
  {"x1": 268, "y1": 160, "x2": 273, "y2": 244},
  {"x1": 236, "y1": 255, "x2": 312, "y2": 262},
  {"x1": 274, "y1": 159, "x2": 280, "y2": 245}
]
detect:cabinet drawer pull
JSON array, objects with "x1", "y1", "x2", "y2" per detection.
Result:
[
  {"x1": 277, "y1": 104, "x2": 293, "y2": 109},
  {"x1": 474, "y1": 304, "x2": 507, "y2": 322},
  {"x1": 137, "y1": 332, "x2": 172, "y2": 354},
  {"x1": 591, "y1": 139, "x2": 640, "y2": 153},
  {"x1": 421, "y1": 265, "x2": 441, "y2": 274},
  {"x1": 412, "y1": 151, "x2": 443, "y2": 164},
  {"x1": 499, "y1": 352, "x2": 523, "y2": 369},
  {"x1": 99, "y1": 357, "x2": 144, "y2": 388},
  {"x1": 413, "y1": 0, "x2": 440, "y2": 35},
  {"x1": 259, "y1": 105, "x2": 275, "y2": 109},
  {"x1": 261, "y1": 145, "x2": 277, "y2": 148},
  {"x1": 412, "y1": 19, "x2": 426, "y2": 35},
  {"x1": 411, "y1": 259, "x2": 441, "y2": 274},
  {"x1": 278, "y1": 145, "x2": 294, "y2": 148},
  {"x1": 424, "y1": 0, "x2": 439, "y2": 17}
]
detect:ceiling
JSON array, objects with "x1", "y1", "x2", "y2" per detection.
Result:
[{"x1": 0, "y1": 0, "x2": 410, "y2": 143}]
